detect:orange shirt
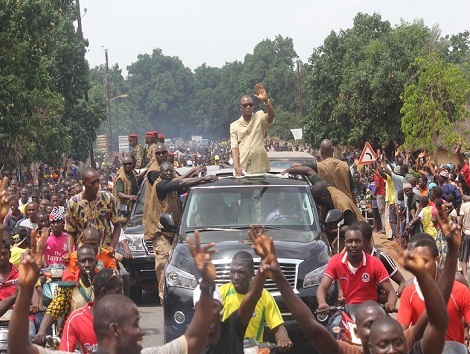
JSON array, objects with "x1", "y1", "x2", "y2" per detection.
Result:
[{"x1": 66, "y1": 248, "x2": 116, "y2": 281}]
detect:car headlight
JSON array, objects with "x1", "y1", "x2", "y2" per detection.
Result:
[
  {"x1": 166, "y1": 264, "x2": 197, "y2": 289},
  {"x1": 125, "y1": 234, "x2": 145, "y2": 253},
  {"x1": 303, "y1": 264, "x2": 327, "y2": 288}
]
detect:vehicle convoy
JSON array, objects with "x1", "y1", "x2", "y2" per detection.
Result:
[
  {"x1": 266, "y1": 151, "x2": 317, "y2": 170},
  {"x1": 162, "y1": 171, "x2": 339, "y2": 353}
]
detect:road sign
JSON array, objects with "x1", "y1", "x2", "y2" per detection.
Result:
[{"x1": 358, "y1": 142, "x2": 378, "y2": 165}]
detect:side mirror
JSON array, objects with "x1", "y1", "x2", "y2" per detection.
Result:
[
  {"x1": 160, "y1": 213, "x2": 177, "y2": 232},
  {"x1": 324, "y1": 209, "x2": 343, "y2": 225}
]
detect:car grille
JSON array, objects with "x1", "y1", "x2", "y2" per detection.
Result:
[
  {"x1": 212, "y1": 258, "x2": 299, "y2": 295},
  {"x1": 145, "y1": 240, "x2": 153, "y2": 253}
]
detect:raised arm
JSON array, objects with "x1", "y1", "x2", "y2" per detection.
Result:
[
  {"x1": 185, "y1": 230, "x2": 217, "y2": 354},
  {"x1": 375, "y1": 160, "x2": 388, "y2": 179},
  {"x1": 456, "y1": 137, "x2": 466, "y2": 167},
  {"x1": 249, "y1": 227, "x2": 339, "y2": 354},
  {"x1": 254, "y1": 84, "x2": 274, "y2": 123},
  {"x1": 238, "y1": 226, "x2": 268, "y2": 325}
]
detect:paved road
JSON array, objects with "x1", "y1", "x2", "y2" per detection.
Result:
[{"x1": 138, "y1": 289, "x2": 164, "y2": 348}]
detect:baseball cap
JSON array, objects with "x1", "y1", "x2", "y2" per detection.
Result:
[{"x1": 193, "y1": 284, "x2": 222, "y2": 306}]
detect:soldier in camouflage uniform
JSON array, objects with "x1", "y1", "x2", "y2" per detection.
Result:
[
  {"x1": 145, "y1": 131, "x2": 157, "y2": 168},
  {"x1": 128, "y1": 134, "x2": 145, "y2": 170}
]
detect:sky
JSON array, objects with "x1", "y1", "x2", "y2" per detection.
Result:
[{"x1": 79, "y1": 0, "x2": 470, "y2": 74}]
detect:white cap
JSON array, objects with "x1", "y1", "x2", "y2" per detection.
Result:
[{"x1": 193, "y1": 284, "x2": 222, "y2": 306}]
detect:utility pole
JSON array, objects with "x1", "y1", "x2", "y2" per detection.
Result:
[
  {"x1": 76, "y1": 0, "x2": 95, "y2": 167},
  {"x1": 105, "y1": 49, "x2": 113, "y2": 154},
  {"x1": 114, "y1": 80, "x2": 119, "y2": 140}
]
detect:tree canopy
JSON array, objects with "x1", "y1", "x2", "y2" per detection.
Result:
[{"x1": 2, "y1": 6, "x2": 469, "y2": 165}]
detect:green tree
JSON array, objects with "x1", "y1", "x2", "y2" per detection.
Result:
[
  {"x1": 304, "y1": 13, "x2": 431, "y2": 147},
  {"x1": 127, "y1": 49, "x2": 194, "y2": 137},
  {"x1": 401, "y1": 53, "x2": 470, "y2": 152},
  {"x1": 0, "y1": 0, "x2": 69, "y2": 167}
]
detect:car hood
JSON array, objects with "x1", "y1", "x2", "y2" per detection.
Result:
[{"x1": 170, "y1": 238, "x2": 329, "y2": 267}]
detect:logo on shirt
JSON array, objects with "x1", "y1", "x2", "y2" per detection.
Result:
[{"x1": 362, "y1": 273, "x2": 370, "y2": 283}]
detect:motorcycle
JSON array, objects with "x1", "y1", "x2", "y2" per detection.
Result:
[
  {"x1": 37, "y1": 264, "x2": 66, "y2": 348},
  {"x1": 244, "y1": 338, "x2": 277, "y2": 354},
  {"x1": 315, "y1": 304, "x2": 397, "y2": 346},
  {"x1": 315, "y1": 305, "x2": 361, "y2": 345},
  {"x1": 41, "y1": 264, "x2": 65, "y2": 307},
  {"x1": 0, "y1": 308, "x2": 45, "y2": 353}
]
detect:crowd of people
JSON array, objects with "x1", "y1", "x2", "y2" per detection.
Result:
[{"x1": 0, "y1": 83, "x2": 469, "y2": 354}]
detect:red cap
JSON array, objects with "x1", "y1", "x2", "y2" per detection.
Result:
[
  {"x1": 152, "y1": 130, "x2": 158, "y2": 137},
  {"x1": 128, "y1": 134, "x2": 137, "y2": 138},
  {"x1": 145, "y1": 132, "x2": 154, "y2": 138},
  {"x1": 158, "y1": 134, "x2": 165, "y2": 139}
]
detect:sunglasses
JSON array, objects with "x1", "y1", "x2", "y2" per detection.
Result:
[
  {"x1": 156, "y1": 151, "x2": 168, "y2": 156},
  {"x1": 122, "y1": 162, "x2": 133, "y2": 166},
  {"x1": 242, "y1": 103, "x2": 254, "y2": 108}
]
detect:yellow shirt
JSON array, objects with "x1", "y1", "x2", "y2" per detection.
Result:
[
  {"x1": 230, "y1": 110, "x2": 271, "y2": 174},
  {"x1": 385, "y1": 175, "x2": 395, "y2": 205},
  {"x1": 419, "y1": 206, "x2": 438, "y2": 239},
  {"x1": 219, "y1": 282, "x2": 283, "y2": 341}
]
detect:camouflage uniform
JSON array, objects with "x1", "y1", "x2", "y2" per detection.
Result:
[
  {"x1": 146, "y1": 142, "x2": 156, "y2": 168},
  {"x1": 132, "y1": 143, "x2": 145, "y2": 169}
]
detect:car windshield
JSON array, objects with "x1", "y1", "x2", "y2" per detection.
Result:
[{"x1": 181, "y1": 185, "x2": 320, "y2": 242}]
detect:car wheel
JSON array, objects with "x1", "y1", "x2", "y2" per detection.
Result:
[{"x1": 130, "y1": 286, "x2": 143, "y2": 304}]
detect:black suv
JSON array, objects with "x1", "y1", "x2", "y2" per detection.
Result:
[
  {"x1": 163, "y1": 173, "x2": 337, "y2": 352},
  {"x1": 120, "y1": 179, "x2": 156, "y2": 303}
]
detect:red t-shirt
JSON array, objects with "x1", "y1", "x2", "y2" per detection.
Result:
[
  {"x1": 397, "y1": 280, "x2": 470, "y2": 343},
  {"x1": 0, "y1": 265, "x2": 19, "y2": 301},
  {"x1": 373, "y1": 172, "x2": 385, "y2": 196},
  {"x1": 324, "y1": 252, "x2": 390, "y2": 304},
  {"x1": 461, "y1": 163, "x2": 470, "y2": 187},
  {"x1": 60, "y1": 303, "x2": 97, "y2": 354}
]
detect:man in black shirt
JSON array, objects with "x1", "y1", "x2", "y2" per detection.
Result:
[{"x1": 145, "y1": 161, "x2": 217, "y2": 303}]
